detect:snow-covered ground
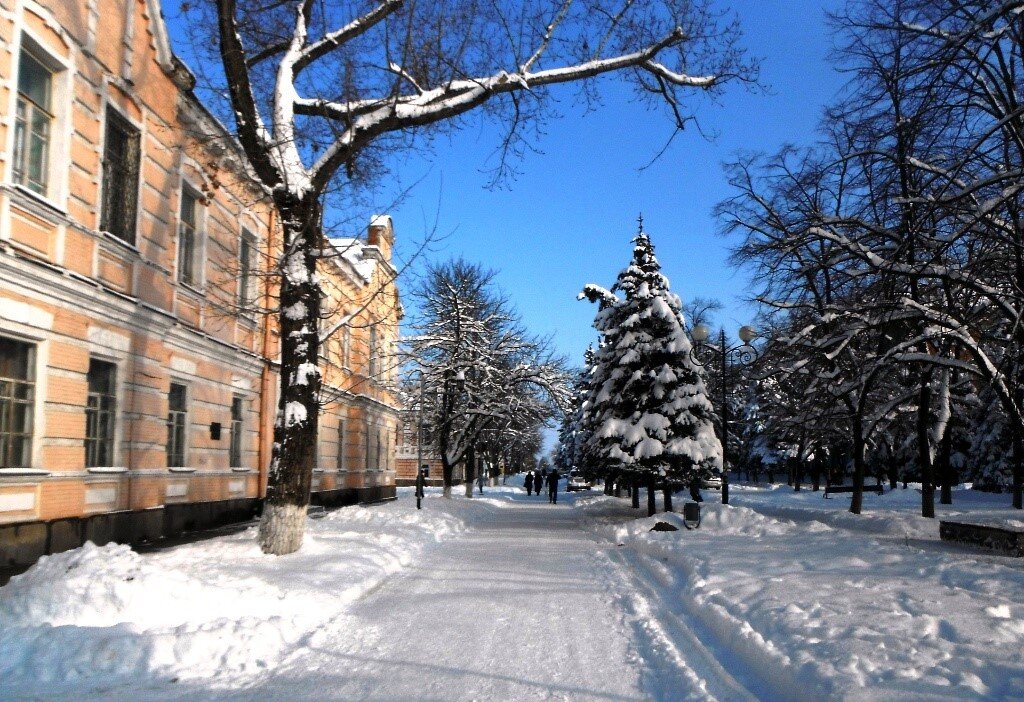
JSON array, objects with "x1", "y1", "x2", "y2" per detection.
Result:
[{"x1": 2, "y1": 481, "x2": 1023, "y2": 700}]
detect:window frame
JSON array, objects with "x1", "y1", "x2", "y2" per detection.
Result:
[
  {"x1": 336, "y1": 418, "x2": 347, "y2": 472},
  {"x1": 229, "y1": 394, "x2": 244, "y2": 468},
  {"x1": 99, "y1": 106, "x2": 141, "y2": 244},
  {"x1": 238, "y1": 228, "x2": 257, "y2": 308},
  {"x1": 0, "y1": 336, "x2": 36, "y2": 469},
  {"x1": 166, "y1": 382, "x2": 188, "y2": 468},
  {"x1": 177, "y1": 184, "x2": 202, "y2": 287},
  {"x1": 12, "y1": 47, "x2": 54, "y2": 197},
  {"x1": 341, "y1": 325, "x2": 351, "y2": 370},
  {"x1": 368, "y1": 326, "x2": 378, "y2": 379},
  {"x1": 6, "y1": 33, "x2": 70, "y2": 210},
  {"x1": 85, "y1": 358, "x2": 117, "y2": 468},
  {"x1": 364, "y1": 419, "x2": 372, "y2": 472}
]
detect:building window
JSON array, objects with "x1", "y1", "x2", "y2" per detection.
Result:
[
  {"x1": 85, "y1": 359, "x2": 117, "y2": 468},
  {"x1": 364, "y1": 420, "x2": 372, "y2": 471},
  {"x1": 0, "y1": 338, "x2": 34, "y2": 468},
  {"x1": 13, "y1": 49, "x2": 53, "y2": 196},
  {"x1": 178, "y1": 186, "x2": 201, "y2": 286},
  {"x1": 337, "y1": 419, "x2": 347, "y2": 472},
  {"x1": 166, "y1": 383, "x2": 187, "y2": 467},
  {"x1": 239, "y1": 229, "x2": 256, "y2": 307},
  {"x1": 341, "y1": 326, "x2": 351, "y2": 369},
  {"x1": 100, "y1": 108, "x2": 140, "y2": 243},
  {"x1": 229, "y1": 395, "x2": 244, "y2": 467},
  {"x1": 368, "y1": 326, "x2": 378, "y2": 379}
]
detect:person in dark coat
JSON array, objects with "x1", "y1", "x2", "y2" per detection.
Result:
[
  {"x1": 547, "y1": 468, "x2": 560, "y2": 504},
  {"x1": 524, "y1": 470, "x2": 534, "y2": 496},
  {"x1": 415, "y1": 466, "x2": 426, "y2": 509}
]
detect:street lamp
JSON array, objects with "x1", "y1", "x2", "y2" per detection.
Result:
[{"x1": 689, "y1": 324, "x2": 761, "y2": 505}]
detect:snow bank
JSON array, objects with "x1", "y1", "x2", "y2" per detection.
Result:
[
  {"x1": 0, "y1": 498, "x2": 465, "y2": 695},
  {"x1": 583, "y1": 486, "x2": 1024, "y2": 700}
]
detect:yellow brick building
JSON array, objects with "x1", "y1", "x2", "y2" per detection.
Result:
[{"x1": 0, "y1": 0, "x2": 400, "y2": 569}]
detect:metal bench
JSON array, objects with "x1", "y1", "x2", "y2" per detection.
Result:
[
  {"x1": 823, "y1": 483, "x2": 884, "y2": 499},
  {"x1": 940, "y1": 521, "x2": 1024, "y2": 557}
]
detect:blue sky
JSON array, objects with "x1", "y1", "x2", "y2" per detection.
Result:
[
  {"x1": 374, "y1": 1, "x2": 847, "y2": 365},
  {"x1": 166, "y1": 1, "x2": 846, "y2": 366}
]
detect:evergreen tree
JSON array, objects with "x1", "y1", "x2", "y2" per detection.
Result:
[
  {"x1": 968, "y1": 390, "x2": 1014, "y2": 492},
  {"x1": 579, "y1": 225, "x2": 722, "y2": 489}
]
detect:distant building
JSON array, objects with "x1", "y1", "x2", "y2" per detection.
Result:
[
  {"x1": 395, "y1": 407, "x2": 456, "y2": 487},
  {"x1": 0, "y1": 0, "x2": 400, "y2": 571}
]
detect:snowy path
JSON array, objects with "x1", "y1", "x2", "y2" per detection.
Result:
[
  {"x1": 7, "y1": 484, "x2": 1024, "y2": 701},
  {"x1": 233, "y1": 494, "x2": 648, "y2": 701}
]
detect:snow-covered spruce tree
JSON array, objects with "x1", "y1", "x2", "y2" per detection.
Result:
[
  {"x1": 968, "y1": 390, "x2": 1014, "y2": 492},
  {"x1": 195, "y1": 0, "x2": 754, "y2": 554},
  {"x1": 580, "y1": 227, "x2": 721, "y2": 511}
]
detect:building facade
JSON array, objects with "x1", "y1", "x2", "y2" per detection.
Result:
[{"x1": 0, "y1": 0, "x2": 400, "y2": 570}]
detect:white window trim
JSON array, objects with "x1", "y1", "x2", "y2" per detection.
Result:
[{"x1": 5, "y1": 30, "x2": 73, "y2": 215}]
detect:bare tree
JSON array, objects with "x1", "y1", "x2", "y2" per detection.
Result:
[
  {"x1": 192, "y1": 0, "x2": 756, "y2": 553},
  {"x1": 405, "y1": 259, "x2": 568, "y2": 498}
]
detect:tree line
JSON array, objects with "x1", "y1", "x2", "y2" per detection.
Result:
[{"x1": 717, "y1": 0, "x2": 1024, "y2": 516}]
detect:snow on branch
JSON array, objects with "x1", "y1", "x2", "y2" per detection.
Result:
[{"x1": 579, "y1": 284, "x2": 618, "y2": 306}]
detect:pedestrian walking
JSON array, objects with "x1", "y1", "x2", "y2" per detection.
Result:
[
  {"x1": 535, "y1": 469, "x2": 543, "y2": 496},
  {"x1": 415, "y1": 466, "x2": 426, "y2": 510},
  {"x1": 548, "y1": 468, "x2": 560, "y2": 504},
  {"x1": 525, "y1": 471, "x2": 534, "y2": 496}
]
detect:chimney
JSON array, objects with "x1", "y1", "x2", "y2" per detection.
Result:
[{"x1": 367, "y1": 214, "x2": 394, "y2": 260}]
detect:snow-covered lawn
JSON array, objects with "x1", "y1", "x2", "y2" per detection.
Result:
[
  {"x1": 2, "y1": 482, "x2": 1023, "y2": 700},
  {"x1": 591, "y1": 483, "x2": 1024, "y2": 700}
]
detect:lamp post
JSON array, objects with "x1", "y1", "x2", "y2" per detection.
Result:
[{"x1": 689, "y1": 324, "x2": 760, "y2": 505}]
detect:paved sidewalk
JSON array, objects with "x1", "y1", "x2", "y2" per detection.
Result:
[{"x1": 238, "y1": 496, "x2": 646, "y2": 701}]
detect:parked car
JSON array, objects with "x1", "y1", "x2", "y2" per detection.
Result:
[
  {"x1": 567, "y1": 472, "x2": 592, "y2": 492},
  {"x1": 701, "y1": 470, "x2": 723, "y2": 490}
]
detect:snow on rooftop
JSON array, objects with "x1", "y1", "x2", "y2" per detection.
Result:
[
  {"x1": 369, "y1": 214, "x2": 392, "y2": 228},
  {"x1": 327, "y1": 236, "x2": 377, "y2": 283}
]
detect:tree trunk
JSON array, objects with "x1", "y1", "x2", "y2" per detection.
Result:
[
  {"x1": 939, "y1": 423, "x2": 953, "y2": 505},
  {"x1": 440, "y1": 453, "x2": 454, "y2": 498},
  {"x1": 258, "y1": 195, "x2": 323, "y2": 556},
  {"x1": 917, "y1": 377, "x2": 936, "y2": 518},
  {"x1": 631, "y1": 478, "x2": 640, "y2": 509},
  {"x1": 647, "y1": 474, "x2": 656, "y2": 517},
  {"x1": 850, "y1": 414, "x2": 866, "y2": 515},
  {"x1": 1013, "y1": 419, "x2": 1023, "y2": 510},
  {"x1": 663, "y1": 481, "x2": 673, "y2": 512},
  {"x1": 465, "y1": 445, "x2": 476, "y2": 498}
]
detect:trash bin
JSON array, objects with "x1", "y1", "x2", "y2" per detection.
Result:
[{"x1": 683, "y1": 501, "x2": 701, "y2": 530}]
